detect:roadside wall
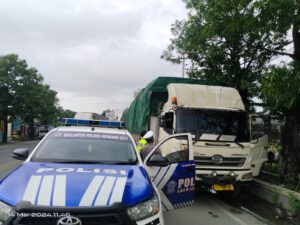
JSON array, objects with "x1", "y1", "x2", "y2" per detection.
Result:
[{"x1": 248, "y1": 179, "x2": 300, "y2": 211}]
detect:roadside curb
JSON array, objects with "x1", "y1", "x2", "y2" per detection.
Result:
[
  {"x1": 0, "y1": 141, "x2": 20, "y2": 146},
  {"x1": 247, "y1": 179, "x2": 300, "y2": 211},
  {"x1": 0, "y1": 140, "x2": 39, "y2": 146}
]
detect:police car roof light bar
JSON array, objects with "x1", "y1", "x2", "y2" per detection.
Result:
[{"x1": 60, "y1": 118, "x2": 126, "y2": 129}]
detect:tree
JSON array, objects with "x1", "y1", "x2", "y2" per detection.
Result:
[
  {"x1": 0, "y1": 54, "x2": 60, "y2": 141},
  {"x1": 261, "y1": 64, "x2": 300, "y2": 188},
  {"x1": 57, "y1": 107, "x2": 76, "y2": 119},
  {"x1": 0, "y1": 54, "x2": 29, "y2": 142},
  {"x1": 16, "y1": 82, "x2": 59, "y2": 139},
  {"x1": 163, "y1": 0, "x2": 300, "y2": 188},
  {"x1": 260, "y1": 0, "x2": 300, "y2": 188},
  {"x1": 162, "y1": 0, "x2": 294, "y2": 108}
]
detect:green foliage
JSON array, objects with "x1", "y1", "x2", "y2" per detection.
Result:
[
  {"x1": 261, "y1": 64, "x2": 300, "y2": 117},
  {"x1": 271, "y1": 191, "x2": 280, "y2": 207},
  {"x1": 0, "y1": 54, "x2": 58, "y2": 123},
  {"x1": 288, "y1": 193, "x2": 300, "y2": 216},
  {"x1": 57, "y1": 107, "x2": 76, "y2": 119},
  {"x1": 0, "y1": 54, "x2": 70, "y2": 138},
  {"x1": 268, "y1": 142, "x2": 282, "y2": 153},
  {"x1": 162, "y1": 0, "x2": 295, "y2": 105},
  {"x1": 263, "y1": 163, "x2": 279, "y2": 174}
]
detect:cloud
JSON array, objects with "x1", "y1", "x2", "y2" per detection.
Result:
[{"x1": 0, "y1": 0, "x2": 187, "y2": 114}]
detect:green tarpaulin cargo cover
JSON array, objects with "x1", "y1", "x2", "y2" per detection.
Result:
[{"x1": 121, "y1": 76, "x2": 209, "y2": 134}]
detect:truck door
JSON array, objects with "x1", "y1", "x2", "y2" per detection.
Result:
[
  {"x1": 144, "y1": 133, "x2": 195, "y2": 211},
  {"x1": 250, "y1": 114, "x2": 269, "y2": 176}
]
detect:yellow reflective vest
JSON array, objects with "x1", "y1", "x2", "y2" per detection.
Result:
[{"x1": 137, "y1": 138, "x2": 147, "y2": 153}]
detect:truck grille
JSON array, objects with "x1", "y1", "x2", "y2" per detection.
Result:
[{"x1": 195, "y1": 156, "x2": 246, "y2": 167}]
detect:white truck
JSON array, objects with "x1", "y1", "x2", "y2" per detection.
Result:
[{"x1": 122, "y1": 77, "x2": 268, "y2": 194}]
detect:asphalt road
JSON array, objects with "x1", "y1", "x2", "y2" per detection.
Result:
[
  {"x1": 164, "y1": 192, "x2": 268, "y2": 225},
  {"x1": 0, "y1": 140, "x2": 39, "y2": 179},
  {"x1": 164, "y1": 190, "x2": 288, "y2": 225},
  {"x1": 0, "y1": 141, "x2": 290, "y2": 225}
]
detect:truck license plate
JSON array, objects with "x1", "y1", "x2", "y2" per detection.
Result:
[{"x1": 212, "y1": 184, "x2": 235, "y2": 191}]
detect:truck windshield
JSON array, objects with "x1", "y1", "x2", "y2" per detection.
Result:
[
  {"x1": 176, "y1": 108, "x2": 250, "y2": 142},
  {"x1": 31, "y1": 131, "x2": 137, "y2": 164}
]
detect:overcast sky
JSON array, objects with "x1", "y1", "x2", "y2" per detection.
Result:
[{"x1": 0, "y1": 0, "x2": 187, "y2": 117}]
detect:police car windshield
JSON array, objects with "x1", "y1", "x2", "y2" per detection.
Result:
[{"x1": 31, "y1": 131, "x2": 137, "y2": 165}]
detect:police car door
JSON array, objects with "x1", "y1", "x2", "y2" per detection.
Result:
[{"x1": 144, "y1": 133, "x2": 195, "y2": 211}]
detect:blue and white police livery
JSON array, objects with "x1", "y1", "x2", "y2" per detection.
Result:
[{"x1": 0, "y1": 119, "x2": 195, "y2": 225}]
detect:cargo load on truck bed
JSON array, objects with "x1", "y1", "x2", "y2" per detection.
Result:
[{"x1": 121, "y1": 77, "x2": 209, "y2": 134}]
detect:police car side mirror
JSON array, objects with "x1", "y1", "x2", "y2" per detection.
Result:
[
  {"x1": 12, "y1": 148, "x2": 29, "y2": 161},
  {"x1": 146, "y1": 154, "x2": 170, "y2": 167}
]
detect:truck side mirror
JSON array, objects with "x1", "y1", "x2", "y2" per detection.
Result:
[{"x1": 159, "y1": 112, "x2": 174, "y2": 133}]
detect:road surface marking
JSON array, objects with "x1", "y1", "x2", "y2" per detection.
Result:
[
  {"x1": 0, "y1": 160, "x2": 21, "y2": 172},
  {"x1": 0, "y1": 149, "x2": 13, "y2": 153}
]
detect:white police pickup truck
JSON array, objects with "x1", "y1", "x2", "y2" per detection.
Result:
[{"x1": 0, "y1": 119, "x2": 195, "y2": 225}]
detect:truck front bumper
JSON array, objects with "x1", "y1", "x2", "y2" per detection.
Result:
[
  {"x1": 195, "y1": 168, "x2": 253, "y2": 183},
  {"x1": 200, "y1": 175, "x2": 236, "y2": 185}
]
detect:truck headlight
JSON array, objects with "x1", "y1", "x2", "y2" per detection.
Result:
[
  {"x1": 127, "y1": 193, "x2": 160, "y2": 221},
  {"x1": 0, "y1": 201, "x2": 13, "y2": 223}
]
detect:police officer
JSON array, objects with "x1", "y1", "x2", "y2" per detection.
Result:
[
  {"x1": 137, "y1": 130, "x2": 147, "y2": 153},
  {"x1": 140, "y1": 131, "x2": 161, "y2": 160}
]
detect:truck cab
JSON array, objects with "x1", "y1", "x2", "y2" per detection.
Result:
[{"x1": 156, "y1": 84, "x2": 268, "y2": 193}]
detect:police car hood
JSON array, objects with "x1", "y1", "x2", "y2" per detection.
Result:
[{"x1": 0, "y1": 162, "x2": 153, "y2": 207}]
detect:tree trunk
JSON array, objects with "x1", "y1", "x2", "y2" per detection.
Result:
[
  {"x1": 29, "y1": 115, "x2": 35, "y2": 140},
  {"x1": 239, "y1": 89, "x2": 251, "y2": 111},
  {"x1": 2, "y1": 116, "x2": 8, "y2": 143},
  {"x1": 280, "y1": 0, "x2": 300, "y2": 189},
  {"x1": 294, "y1": 0, "x2": 300, "y2": 63},
  {"x1": 280, "y1": 103, "x2": 300, "y2": 188}
]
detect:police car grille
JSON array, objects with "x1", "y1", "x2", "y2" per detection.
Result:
[
  {"x1": 194, "y1": 156, "x2": 246, "y2": 167},
  {"x1": 15, "y1": 214, "x2": 124, "y2": 225}
]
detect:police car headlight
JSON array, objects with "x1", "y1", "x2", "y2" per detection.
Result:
[
  {"x1": 127, "y1": 193, "x2": 160, "y2": 221},
  {"x1": 0, "y1": 201, "x2": 13, "y2": 223}
]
